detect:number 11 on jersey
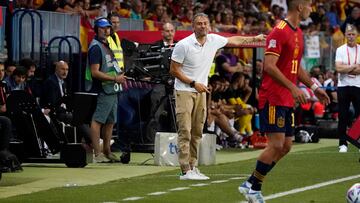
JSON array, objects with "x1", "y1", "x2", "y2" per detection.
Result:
[{"x1": 291, "y1": 59, "x2": 298, "y2": 74}]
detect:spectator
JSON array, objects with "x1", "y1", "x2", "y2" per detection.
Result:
[
  {"x1": 207, "y1": 75, "x2": 242, "y2": 145},
  {"x1": 130, "y1": 0, "x2": 143, "y2": 19},
  {"x1": 105, "y1": 0, "x2": 129, "y2": 18},
  {"x1": 19, "y1": 58, "x2": 38, "y2": 96},
  {"x1": 0, "y1": 62, "x2": 16, "y2": 160},
  {"x1": 4, "y1": 60, "x2": 16, "y2": 81},
  {"x1": 325, "y1": 70, "x2": 338, "y2": 120},
  {"x1": 215, "y1": 48, "x2": 242, "y2": 81},
  {"x1": 341, "y1": 6, "x2": 360, "y2": 34},
  {"x1": 40, "y1": 60, "x2": 92, "y2": 145},
  {"x1": 4, "y1": 66, "x2": 28, "y2": 91},
  {"x1": 179, "y1": 8, "x2": 193, "y2": 24},
  {"x1": 325, "y1": 3, "x2": 341, "y2": 29},
  {"x1": 147, "y1": 3, "x2": 164, "y2": 22},
  {"x1": 39, "y1": 0, "x2": 84, "y2": 15},
  {"x1": 40, "y1": 61, "x2": 69, "y2": 111},
  {"x1": 271, "y1": 0, "x2": 288, "y2": 15},
  {"x1": 226, "y1": 72, "x2": 254, "y2": 136}
]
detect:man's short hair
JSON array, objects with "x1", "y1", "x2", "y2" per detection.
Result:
[
  {"x1": 19, "y1": 58, "x2": 36, "y2": 70},
  {"x1": 107, "y1": 12, "x2": 121, "y2": 20},
  {"x1": 287, "y1": 0, "x2": 311, "y2": 11},
  {"x1": 192, "y1": 13, "x2": 209, "y2": 24},
  {"x1": 12, "y1": 66, "x2": 27, "y2": 77},
  {"x1": 345, "y1": 24, "x2": 358, "y2": 34}
]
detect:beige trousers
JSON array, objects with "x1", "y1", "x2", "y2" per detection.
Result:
[{"x1": 175, "y1": 90, "x2": 207, "y2": 172}]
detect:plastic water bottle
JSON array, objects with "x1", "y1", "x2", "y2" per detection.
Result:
[{"x1": 254, "y1": 113, "x2": 260, "y2": 130}]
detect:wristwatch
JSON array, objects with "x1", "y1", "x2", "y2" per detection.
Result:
[{"x1": 190, "y1": 80, "x2": 196, "y2": 88}]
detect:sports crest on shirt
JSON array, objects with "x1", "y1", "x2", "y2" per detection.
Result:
[{"x1": 268, "y1": 39, "x2": 276, "y2": 48}]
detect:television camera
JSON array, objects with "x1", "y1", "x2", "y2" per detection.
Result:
[{"x1": 126, "y1": 44, "x2": 175, "y2": 87}]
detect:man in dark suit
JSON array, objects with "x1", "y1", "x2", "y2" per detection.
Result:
[
  {"x1": 41, "y1": 61, "x2": 91, "y2": 144},
  {"x1": 154, "y1": 22, "x2": 176, "y2": 48},
  {"x1": 40, "y1": 60, "x2": 71, "y2": 143},
  {"x1": 40, "y1": 60, "x2": 68, "y2": 115}
]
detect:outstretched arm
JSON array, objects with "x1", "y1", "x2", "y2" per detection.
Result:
[{"x1": 226, "y1": 34, "x2": 266, "y2": 47}]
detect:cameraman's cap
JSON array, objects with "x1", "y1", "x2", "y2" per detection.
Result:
[{"x1": 95, "y1": 18, "x2": 112, "y2": 28}]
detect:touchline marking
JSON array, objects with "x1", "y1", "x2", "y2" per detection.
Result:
[
  {"x1": 230, "y1": 177, "x2": 247, "y2": 180},
  {"x1": 239, "y1": 174, "x2": 360, "y2": 203},
  {"x1": 211, "y1": 180, "x2": 229, "y2": 184},
  {"x1": 122, "y1": 197, "x2": 144, "y2": 201},
  {"x1": 190, "y1": 183, "x2": 209, "y2": 187},
  {"x1": 122, "y1": 175, "x2": 246, "y2": 201},
  {"x1": 169, "y1": 187, "x2": 190, "y2": 191},
  {"x1": 147, "y1": 192, "x2": 168, "y2": 196}
]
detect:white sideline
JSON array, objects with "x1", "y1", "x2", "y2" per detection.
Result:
[{"x1": 239, "y1": 174, "x2": 360, "y2": 203}]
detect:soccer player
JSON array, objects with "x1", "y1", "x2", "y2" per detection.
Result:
[{"x1": 238, "y1": 0, "x2": 330, "y2": 202}]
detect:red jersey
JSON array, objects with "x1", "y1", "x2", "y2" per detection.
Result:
[{"x1": 259, "y1": 20, "x2": 304, "y2": 108}]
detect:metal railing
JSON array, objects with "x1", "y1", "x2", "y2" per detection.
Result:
[
  {"x1": 12, "y1": 9, "x2": 43, "y2": 64},
  {"x1": 11, "y1": 9, "x2": 80, "y2": 63}
]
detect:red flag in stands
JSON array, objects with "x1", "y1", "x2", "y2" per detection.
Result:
[
  {"x1": 144, "y1": 20, "x2": 160, "y2": 31},
  {"x1": 80, "y1": 17, "x2": 93, "y2": 52}
]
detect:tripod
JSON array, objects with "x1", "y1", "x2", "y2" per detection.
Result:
[{"x1": 146, "y1": 83, "x2": 177, "y2": 140}]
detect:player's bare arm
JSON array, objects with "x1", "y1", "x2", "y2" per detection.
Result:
[
  {"x1": 335, "y1": 61, "x2": 358, "y2": 74},
  {"x1": 348, "y1": 64, "x2": 360, "y2": 75},
  {"x1": 226, "y1": 34, "x2": 266, "y2": 47},
  {"x1": 298, "y1": 65, "x2": 330, "y2": 105},
  {"x1": 169, "y1": 60, "x2": 209, "y2": 93},
  {"x1": 264, "y1": 54, "x2": 307, "y2": 104}
]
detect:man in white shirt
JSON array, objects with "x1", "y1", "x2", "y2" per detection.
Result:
[
  {"x1": 170, "y1": 12, "x2": 265, "y2": 180},
  {"x1": 335, "y1": 24, "x2": 360, "y2": 153}
]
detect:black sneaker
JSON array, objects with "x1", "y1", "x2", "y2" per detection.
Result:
[{"x1": 120, "y1": 152, "x2": 130, "y2": 164}]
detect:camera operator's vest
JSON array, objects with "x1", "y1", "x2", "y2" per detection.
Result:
[
  {"x1": 107, "y1": 33, "x2": 124, "y2": 71},
  {"x1": 85, "y1": 40, "x2": 122, "y2": 94}
]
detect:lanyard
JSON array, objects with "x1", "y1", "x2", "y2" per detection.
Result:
[{"x1": 347, "y1": 45, "x2": 358, "y2": 65}]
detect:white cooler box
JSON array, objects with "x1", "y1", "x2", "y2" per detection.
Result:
[{"x1": 154, "y1": 132, "x2": 216, "y2": 166}]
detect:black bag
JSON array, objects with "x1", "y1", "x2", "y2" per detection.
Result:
[{"x1": 0, "y1": 150, "x2": 23, "y2": 172}]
